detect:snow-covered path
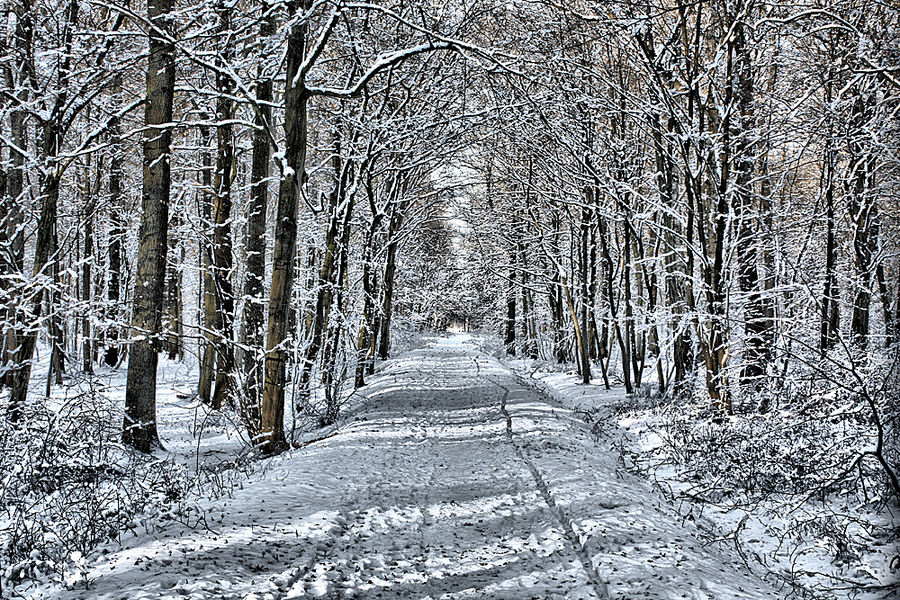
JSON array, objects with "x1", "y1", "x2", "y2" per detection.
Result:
[{"x1": 49, "y1": 336, "x2": 778, "y2": 599}]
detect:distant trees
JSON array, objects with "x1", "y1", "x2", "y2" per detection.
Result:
[{"x1": 463, "y1": 0, "x2": 897, "y2": 407}]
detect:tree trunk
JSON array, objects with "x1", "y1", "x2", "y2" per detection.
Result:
[
  {"x1": 239, "y1": 5, "x2": 274, "y2": 434},
  {"x1": 261, "y1": 0, "x2": 311, "y2": 453},
  {"x1": 164, "y1": 208, "x2": 183, "y2": 360},
  {"x1": 8, "y1": 135, "x2": 63, "y2": 415},
  {"x1": 579, "y1": 205, "x2": 593, "y2": 368},
  {"x1": 197, "y1": 124, "x2": 216, "y2": 404},
  {"x1": 599, "y1": 217, "x2": 631, "y2": 393},
  {"x1": 848, "y1": 92, "x2": 876, "y2": 350},
  {"x1": 377, "y1": 205, "x2": 403, "y2": 360},
  {"x1": 518, "y1": 236, "x2": 537, "y2": 359},
  {"x1": 297, "y1": 145, "x2": 348, "y2": 412},
  {"x1": 875, "y1": 263, "x2": 894, "y2": 347},
  {"x1": 3, "y1": 101, "x2": 27, "y2": 392},
  {"x1": 47, "y1": 223, "x2": 65, "y2": 389},
  {"x1": 622, "y1": 212, "x2": 639, "y2": 389},
  {"x1": 564, "y1": 275, "x2": 590, "y2": 384},
  {"x1": 123, "y1": 0, "x2": 176, "y2": 452},
  {"x1": 815, "y1": 59, "x2": 839, "y2": 352},
  {"x1": 504, "y1": 251, "x2": 516, "y2": 356},
  {"x1": 211, "y1": 0, "x2": 236, "y2": 410},
  {"x1": 733, "y1": 17, "x2": 768, "y2": 387},
  {"x1": 705, "y1": 37, "x2": 733, "y2": 415},
  {"x1": 355, "y1": 210, "x2": 383, "y2": 388},
  {"x1": 81, "y1": 159, "x2": 94, "y2": 374},
  {"x1": 8, "y1": 0, "x2": 73, "y2": 414},
  {"x1": 547, "y1": 212, "x2": 567, "y2": 364},
  {"x1": 105, "y1": 113, "x2": 123, "y2": 367},
  {"x1": 321, "y1": 183, "x2": 355, "y2": 423}
]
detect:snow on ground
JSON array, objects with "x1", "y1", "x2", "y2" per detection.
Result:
[
  {"x1": 504, "y1": 352, "x2": 900, "y2": 600},
  {"x1": 32, "y1": 334, "x2": 782, "y2": 599}
]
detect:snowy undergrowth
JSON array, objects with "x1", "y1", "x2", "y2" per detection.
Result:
[
  {"x1": 0, "y1": 331, "x2": 439, "y2": 596},
  {"x1": 497, "y1": 350, "x2": 899, "y2": 600},
  {"x1": 0, "y1": 354, "x2": 254, "y2": 596}
]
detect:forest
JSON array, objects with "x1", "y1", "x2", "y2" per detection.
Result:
[{"x1": 0, "y1": 0, "x2": 898, "y2": 598}]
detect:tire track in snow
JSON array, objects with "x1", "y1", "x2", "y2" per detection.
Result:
[{"x1": 493, "y1": 380, "x2": 611, "y2": 600}]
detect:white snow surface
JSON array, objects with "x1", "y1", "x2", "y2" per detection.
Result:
[
  {"x1": 38, "y1": 334, "x2": 780, "y2": 599},
  {"x1": 505, "y1": 355, "x2": 900, "y2": 599}
]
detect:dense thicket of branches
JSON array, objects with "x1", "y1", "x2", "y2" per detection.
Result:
[
  {"x1": 0, "y1": 0, "x2": 897, "y2": 590},
  {"x1": 460, "y1": 0, "x2": 899, "y2": 499}
]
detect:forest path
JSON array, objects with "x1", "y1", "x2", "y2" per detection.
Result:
[{"x1": 48, "y1": 335, "x2": 777, "y2": 600}]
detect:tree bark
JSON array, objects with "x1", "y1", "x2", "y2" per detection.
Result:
[
  {"x1": 732, "y1": 14, "x2": 769, "y2": 387},
  {"x1": 105, "y1": 112, "x2": 124, "y2": 367},
  {"x1": 2, "y1": 96, "x2": 28, "y2": 392},
  {"x1": 705, "y1": 33, "x2": 733, "y2": 415},
  {"x1": 239, "y1": 5, "x2": 274, "y2": 434},
  {"x1": 355, "y1": 197, "x2": 383, "y2": 388},
  {"x1": 598, "y1": 217, "x2": 632, "y2": 393},
  {"x1": 504, "y1": 250, "x2": 516, "y2": 356},
  {"x1": 164, "y1": 208, "x2": 183, "y2": 360},
  {"x1": 197, "y1": 124, "x2": 215, "y2": 404},
  {"x1": 377, "y1": 203, "x2": 403, "y2": 360},
  {"x1": 848, "y1": 92, "x2": 877, "y2": 350},
  {"x1": 8, "y1": 145, "x2": 63, "y2": 412},
  {"x1": 210, "y1": 0, "x2": 236, "y2": 410},
  {"x1": 818, "y1": 61, "x2": 840, "y2": 354},
  {"x1": 123, "y1": 0, "x2": 176, "y2": 452},
  {"x1": 261, "y1": 0, "x2": 311, "y2": 453},
  {"x1": 81, "y1": 157, "x2": 95, "y2": 374}
]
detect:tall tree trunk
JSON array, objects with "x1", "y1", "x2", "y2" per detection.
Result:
[
  {"x1": 579, "y1": 205, "x2": 593, "y2": 367},
  {"x1": 81, "y1": 158, "x2": 94, "y2": 374},
  {"x1": 564, "y1": 274, "x2": 590, "y2": 384},
  {"x1": 8, "y1": 140, "x2": 63, "y2": 414},
  {"x1": 321, "y1": 185, "x2": 355, "y2": 424},
  {"x1": 123, "y1": 0, "x2": 176, "y2": 452},
  {"x1": 261, "y1": 0, "x2": 311, "y2": 453},
  {"x1": 705, "y1": 35, "x2": 733, "y2": 415},
  {"x1": 197, "y1": 124, "x2": 215, "y2": 404},
  {"x1": 587, "y1": 211, "x2": 599, "y2": 362},
  {"x1": 848, "y1": 93, "x2": 876, "y2": 350},
  {"x1": 7, "y1": 0, "x2": 72, "y2": 415},
  {"x1": 164, "y1": 208, "x2": 183, "y2": 360},
  {"x1": 377, "y1": 204, "x2": 403, "y2": 360},
  {"x1": 3, "y1": 96, "x2": 28, "y2": 392},
  {"x1": 892, "y1": 262, "x2": 900, "y2": 348},
  {"x1": 239, "y1": 4, "x2": 274, "y2": 435},
  {"x1": 599, "y1": 217, "x2": 632, "y2": 393},
  {"x1": 875, "y1": 263, "x2": 894, "y2": 347},
  {"x1": 297, "y1": 145, "x2": 348, "y2": 410},
  {"x1": 733, "y1": 16, "x2": 768, "y2": 387},
  {"x1": 820, "y1": 76, "x2": 839, "y2": 354},
  {"x1": 211, "y1": 0, "x2": 235, "y2": 410},
  {"x1": 355, "y1": 206, "x2": 383, "y2": 388},
  {"x1": 504, "y1": 250, "x2": 516, "y2": 356},
  {"x1": 547, "y1": 212, "x2": 567, "y2": 363},
  {"x1": 105, "y1": 112, "x2": 123, "y2": 367},
  {"x1": 47, "y1": 223, "x2": 65, "y2": 389},
  {"x1": 622, "y1": 211, "x2": 640, "y2": 389},
  {"x1": 755, "y1": 42, "x2": 778, "y2": 391},
  {"x1": 518, "y1": 236, "x2": 537, "y2": 359}
]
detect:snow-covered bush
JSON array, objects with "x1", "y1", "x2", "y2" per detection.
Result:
[
  {"x1": 621, "y1": 348, "x2": 900, "y2": 597},
  {"x1": 0, "y1": 389, "x2": 198, "y2": 589}
]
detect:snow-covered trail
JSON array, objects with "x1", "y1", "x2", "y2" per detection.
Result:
[{"x1": 49, "y1": 335, "x2": 778, "y2": 600}]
